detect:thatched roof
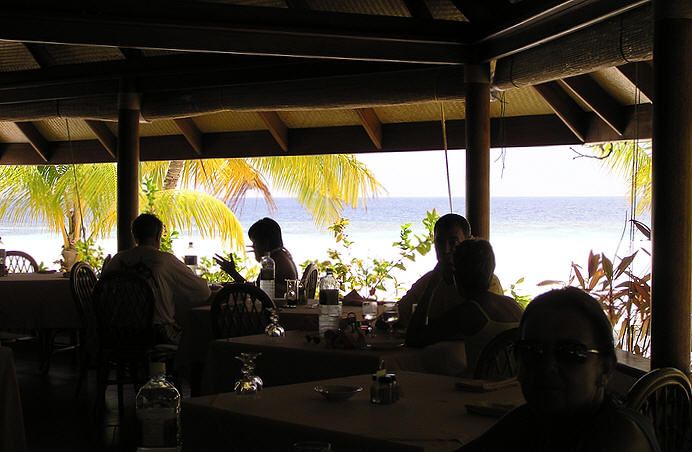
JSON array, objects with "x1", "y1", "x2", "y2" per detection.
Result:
[{"x1": 0, "y1": 0, "x2": 653, "y2": 164}]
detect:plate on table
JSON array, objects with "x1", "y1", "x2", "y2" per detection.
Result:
[{"x1": 314, "y1": 384, "x2": 364, "y2": 401}]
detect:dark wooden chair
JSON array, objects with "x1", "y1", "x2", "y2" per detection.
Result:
[
  {"x1": 5, "y1": 250, "x2": 38, "y2": 273},
  {"x1": 474, "y1": 327, "x2": 519, "y2": 379},
  {"x1": 210, "y1": 283, "x2": 276, "y2": 339},
  {"x1": 626, "y1": 367, "x2": 692, "y2": 452},
  {"x1": 69, "y1": 261, "x2": 98, "y2": 397},
  {"x1": 300, "y1": 263, "x2": 319, "y2": 301},
  {"x1": 92, "y1": 268, "x2": 176, "y2": 413}
]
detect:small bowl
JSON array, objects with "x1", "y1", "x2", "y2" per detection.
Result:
[{"x1": 314, "y1": 384, "x2": 363, "y2": 401}]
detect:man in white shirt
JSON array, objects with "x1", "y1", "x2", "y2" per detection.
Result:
[{"x1": 102, "y1": 213, "x2": 211, "y2": 343}]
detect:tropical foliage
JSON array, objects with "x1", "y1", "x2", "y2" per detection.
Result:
[
  {"x1": 0, "y1": 155, "x2": 382, "y2": 264},
  {"x1": 302, "y1": 210, "x2": 440, "y2": 300},
  {"x1": 590, "y1": 140, "x2": 651, "y2": 214}
]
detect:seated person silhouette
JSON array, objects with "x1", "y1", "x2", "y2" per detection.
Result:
[
  {"x1": 215, "y1": 217, "x2": 298, "y2": 298},
  {"x1": 458, "y1": 287, "x2": 661, "y2": 452},
  {"x1": 406, "y1": 239, "x2": 522, "y2": 370},
  {"x1": 102, "y1": 214, "x2": 211, "y2": 344},
  {"x1": 396, "y1": 214, "x2": 504, "y2": 329}
]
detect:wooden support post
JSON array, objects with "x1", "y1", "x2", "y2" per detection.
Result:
[
  {"x1": 465, "y1": 63, "x2": 491, "y2": 239},
  {"x1": 650, "y1": 0, "x2": 692, "y2": 374},
  {"x1": 116, "y1": 84, "x2": 141, "y2": 251}
]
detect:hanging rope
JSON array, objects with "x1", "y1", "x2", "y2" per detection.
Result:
[
  {"x1": 439, "y1": 102, "x2": 453, "y2": 213},
  {"x1": 66, "y1": 119, "x2": 87, "y2": 245}
]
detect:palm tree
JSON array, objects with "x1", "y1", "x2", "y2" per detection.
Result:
[
  {"x1": 592, "y1": 140, "x2": 651, "y2": 214},
  {"x1": 0, "y1": 155, "x2": 382, "y2": 254}
]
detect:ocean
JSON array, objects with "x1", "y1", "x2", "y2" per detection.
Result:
[{"x1": 0, "y1": 196, "x2": 651, "y2": 299}]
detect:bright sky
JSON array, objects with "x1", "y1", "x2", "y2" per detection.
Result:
[{"x1": 355, "y1": 145, "x2": 626, "y2": 198}]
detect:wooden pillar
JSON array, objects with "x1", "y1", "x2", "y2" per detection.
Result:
[
  {"x1": 116, "y1": 83, "x2": 141, "y2": 251},
  {"x1": 465, "y1": 63, "x2": 491, "y2": 239},
  {"x1": 650, "y1": 0, "x2": 692, "y2": 373}
]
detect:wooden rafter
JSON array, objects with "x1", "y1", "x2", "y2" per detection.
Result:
[
  {"x1": 0, "y1": 107, "x2": 652, "y2": 165},
  {"x1": 14, "y1": 121, "x2": 50, "y2": 162},
  {"x1": 475, "y1": 0, "x2": 649, "y2": 62},
  {"x1": 22, "y1": 42, "x2": 56, "y2": 68},
  {"x1": 0, "y1": 4, "x2": 469, "y2": 65},
  {"x1": 616, "y1": 61, "x2": 654, "y2": 102},
  {"x1": 561, "y1": 74, "x2": 625, "y2": 135},
  {"x1": 533, "y1": 82, "x2": 587, "y2": 142},
  {"x1": 355, "y1": 108, "x2": 383, "y2": 149},
  {"x1": 257, "y1": 112, "x2": 288, "y2": 152},
  {"x1": 173, "y1": 118, "x2": 203, "y2": 156},
  {"x1": 84, "y1": 120, "x2": 117, "y2": 158}
]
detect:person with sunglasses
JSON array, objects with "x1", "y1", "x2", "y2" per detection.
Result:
[
  {"x1": 457, "y1": 287, "x2": 660, "y2": 452},
  {"x1": 214, "y1": 217, "x2": 297, "y2": 298}
]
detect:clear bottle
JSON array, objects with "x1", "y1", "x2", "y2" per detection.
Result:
[
  {"x1": 259, "y1": 252, "x2": 275, "y2": 298},
  {"x1": 318, "y1": 268, "x2": 341, "y2": 336},
  {"x1": 136, "y1": 362, "x2": 181, "y2": 451},
  {"x1": 184, "y1": 241, "x2": 198, "y2": 274}
]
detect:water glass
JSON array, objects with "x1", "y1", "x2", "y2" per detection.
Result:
[
  {"x1": 285, "y1": 279, "x2": 300, "y2": 303},
  {"x1": 382, "y1": 302, "x2": 399, "y2": 335},
  {"x1": 361, "y1": 301, "x2": 378, "y2": 322}
]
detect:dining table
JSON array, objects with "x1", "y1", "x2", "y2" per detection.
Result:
[
  {"x1": 0, "y1": 347, "x2": 27, "y2": 452},
  {"x1": 200, "y1": 330, "x2": 467, "y2": 394},
  {"x1": 0, "y1": 273, "x2": 79, "y2": 329},
  {"x1": 183, "y1": 371, "x2": 524, "y2": 451},
  {"x1": 175, "y1": 300, "x2": 386, "y2": 394}
]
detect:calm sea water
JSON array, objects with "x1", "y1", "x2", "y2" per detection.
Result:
[{"x1": 0, "y1": 196, "x2": 651, "y2": 298}]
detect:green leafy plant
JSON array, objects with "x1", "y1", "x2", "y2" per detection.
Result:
[
  {"x1": 73, "y1": 237, "x2": 106, "y2": 271},
  {"x1": 142, "y1": 176, "x2": 178, "y2": 254},
  {"x1": 539, "y1": 246, "x2": 651, "y2": 356},
  {"x1": 302, "y1": 209, "x2": 440, "y2": 300},
  {"x1": 506, "y1": 277, "x2": 532, "y2": 309},
  {"x1": 197, "y1": 251, "x2": 259, "y2": 283}
]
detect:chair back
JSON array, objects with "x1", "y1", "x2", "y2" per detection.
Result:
[
  {"x1": 69, "y1": 261, "x2": 98, "y2": 322},
  {"x1": 301, "y1": 263, "x2": 319, "y2": 300},
  {"x1": 210, "y1": 283, "x2": 276, "y2": 339},
  {"x1": 5, "y1": 250, "x2": 38, "y2": 273},
  {"x1": 473, "y1": 327, "x2": 519, "y2": 379},
  {"x1": 92, "y1": 269, "x2": 156, "y2": 353},
  {"x1": 626, "y1": 367, "x2": 692, "y2": 452}
]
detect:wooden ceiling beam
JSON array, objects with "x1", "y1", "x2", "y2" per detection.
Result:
[
  {"x1": 476, "y1": 0, "x2": 649, "y2": 62},
  {"x1": 561, "y1": 74, "x2": 626, "y2": 136},
  {"x1": 173, "y1": 118, "x2": 203, "y2": 156},
  {"x1": 0, "y1": 4, "x2": 470, "y2": 64},
  {"x1": 14, "y1": 121, "x2": 50, "y2": 162},
  {"x1": 616, "y1": 61, "x2": 654, "y2": 102},
  {"x1": 355, "y1": 108, "x2": 383, "y2": 149},
  {"x1": 403, "y1": 0, "x2": 433, "y2": 20},
  {"x1": 0, "y1": 107, "x2": 652, "y2": 165},
  {"x1": 257, "y1": 112, "x2": 288, "y2": 152},
  {"x1": 84, "y1": 119, "x2": 116, "y2": 158},
  {"x1": 22, "y1": 42, "x2": 56, "y2": 68},
  {"x1": 533, "y1": 82, "x2": 587, "y2": 142}
]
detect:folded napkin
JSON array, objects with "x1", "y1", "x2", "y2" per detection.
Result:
[
  {"x1": 465, "y1": 402, "x2": 518, "y2": 417},
  {"x1": 454, "y1": 377, "x2": 518, "y2": 392}
]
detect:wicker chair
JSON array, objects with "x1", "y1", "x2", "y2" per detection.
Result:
[
  {"x1": 626, "y1": 367, "x2": 692, "y2": 452},
  {"x1": 473, "y1": 327, "x2": 519, "y2": 379},
  {"x1": 92, "y1": 268, "x2": 176, "y2": 412},
  {"x1": 300, "y1": 263, "x2": 319, "y2": 301},
  {"x1": 5, "y1": 250, "x2": 38, "y2": 273},
  {"x1": 210, "y1": 283, "x2": 276, "y2": 339},
  {"x1": 69, "y1": 261, "x2": 98, "y2": 397}
]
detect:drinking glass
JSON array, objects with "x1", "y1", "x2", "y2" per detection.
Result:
[
  {"x1": 361, "y1": 301, "x2": 378, "y2": 322},
  {"x1": 285, "y1": 279, "x2": 300, "y2": 304},
  {"x1": 382, "y1": 302, "x2": 399, "y2": 335},
  {"x1": 234, "y1": 352, "x2": 263, "y2": 394}
]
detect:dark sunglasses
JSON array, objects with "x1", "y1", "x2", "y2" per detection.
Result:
[{"x1": 514, "y1": 340, "x2": 601, "y2": 366}]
